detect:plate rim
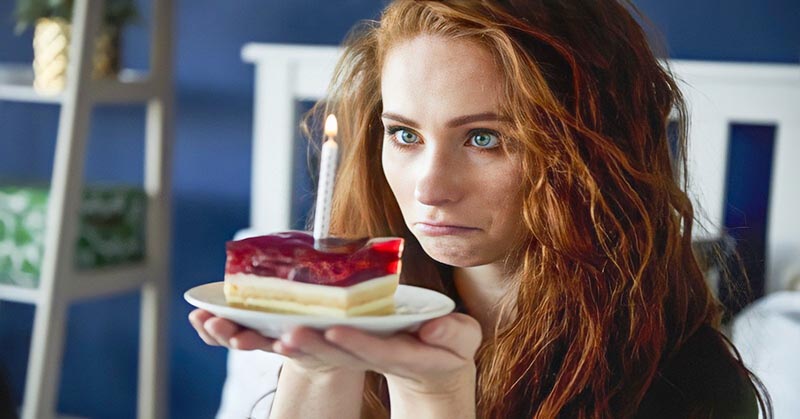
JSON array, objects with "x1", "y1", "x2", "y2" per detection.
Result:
[{"x1": 184, "y1": 281, "x2": 456, "y2": 324}]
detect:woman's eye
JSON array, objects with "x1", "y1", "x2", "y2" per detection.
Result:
[
  {"x1": 394, "y1": 129, "x2": 420, "y2": 144},
  {"x1": 469, "y1": 131, "x2": 500, "y2": 148}
]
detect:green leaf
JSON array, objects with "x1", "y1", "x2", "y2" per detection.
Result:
[
  {"x1": 13, "y1": 0, "x2": 138, "y2": 33},
  {"x1": 21, "y1": 258, "x2": 40, "y2": 275}
]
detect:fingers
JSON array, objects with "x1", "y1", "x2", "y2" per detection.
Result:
[
  {"x1": 417, "y1": 313, "x2": 482, "y2": 359},
  {"x1": 204, "y1": 316, "x2": 243, "y2": 346},
  {"x1": 188, "y1": 309, "x2": 277, "y2": 352},
  {"x1": 229, "y1": 329, "x2": 276, "y2": 351},
  {"x1": 317, "y1": 317, "x2": 483, "y2": 388},
  {"x1": 188, "y1": 309, "x2": 220, "y2": 346}
]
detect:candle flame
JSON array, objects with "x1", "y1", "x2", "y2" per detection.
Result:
[{"x1": 324, "y1": 114, "x2": 338, "y2": 138}]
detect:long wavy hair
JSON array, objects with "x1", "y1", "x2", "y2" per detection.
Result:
[{"x1": 305, "y1": 1, "x2": 767, "y2": 417}]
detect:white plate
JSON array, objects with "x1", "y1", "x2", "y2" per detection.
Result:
[{"x1": 184, "y1": 282, "x2": 456, "y2": 338}]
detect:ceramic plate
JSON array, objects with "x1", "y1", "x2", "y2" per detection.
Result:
[{"x1": 184, "y1": 282, "x2": 455, "y2": 338}]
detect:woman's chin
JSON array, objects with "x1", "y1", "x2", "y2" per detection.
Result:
[{"x1": 416, "y1": 238, "x2": 495, "y2": 267}]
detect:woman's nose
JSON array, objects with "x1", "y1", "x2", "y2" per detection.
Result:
[{"x1": 414, "y1": 148, "x2": 463, "y2": 206}]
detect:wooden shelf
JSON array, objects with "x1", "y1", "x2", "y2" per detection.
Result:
[
  {"x1": 0, "y1": 64, "x2": 60, "y2": 104},
  {"x1": 0, "y1": 263, "x2": 152, "y2": 304},
  {"x1": 0, "y1": 64, "x2": 156, "y2": 104},
  {"x1": 68, "y1": 263, "x2": 151, "y2": 300},
  {"x1": 0, "y1": 283, "x2": 40, "y2": 304}
]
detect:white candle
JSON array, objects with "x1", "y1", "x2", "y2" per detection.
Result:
[{"x1": 313, "y1": 114, "x2": 339, "y2": 244}]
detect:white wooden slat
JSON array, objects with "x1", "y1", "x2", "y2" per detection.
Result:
[
  {"x1": 670, "y1": 60, "x2": 800, "y2": 85},
  {"x1": 0, "y1": 66, "x2": 158, "y2": 105},
  {"x1": 679, "y1": 78, "x2": 730, "y2": 239},
  {"x1": 137, "y1": 0, "x2": 174, "y2": 416},
  {"x1": 767, "y1": 119, "x2": 800, "y2": 292},
  {"x1": 89, "y1": 72, "x2": 155, "y2": 103},
  {"x1": 293, "y1": 54, "x2": 340, "y2": 100},
  {"x1": 0, "y1": 283, "x2": 40, "y2": 304},
  {"x1": 66, "y1": 264, "x2": 150, "y2": 300},
  {"x1": 22, "y1": 0, "x2": 101, "y2": 416},
  {"x1": 242, "y1": 44, "x2": 340, "y2": 232},
  {"x1": 0, "y1": 65, "x2": 62, "y2": 103},
  {"x1": 249, "y1": 62, "x2": 294, "y2": 232}
]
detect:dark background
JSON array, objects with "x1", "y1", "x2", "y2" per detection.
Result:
[{"x1": 0, "y1": 1, "x2": 798, "y2": 417}]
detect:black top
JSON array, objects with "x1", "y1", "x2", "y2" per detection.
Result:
[
  {"x1": 437, "y1": 264, "x2": 759, "y2": 418},
  {"x1": 636, "y1": 325, "x2": 760, "y2": 418}
]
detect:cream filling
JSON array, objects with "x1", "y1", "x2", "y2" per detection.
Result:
[
  {"x1": 226, "y1": 294, "x2": 395, "y2": 317},
  {"x1": 224, "y1": 273, "x2": 399, "y2": 314}
]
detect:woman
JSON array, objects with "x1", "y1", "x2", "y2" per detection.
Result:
[{"x1": 190, "y1": 1, "x2": 768, "y2": 417}]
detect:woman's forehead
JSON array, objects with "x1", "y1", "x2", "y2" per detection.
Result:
[{"x1": 380, "y1": 35, "x2": 503, "y2": 120}]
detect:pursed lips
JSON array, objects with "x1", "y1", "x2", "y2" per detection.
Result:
[{"x1": 414, "y1": 221, "x2": 480, "y2": 236}]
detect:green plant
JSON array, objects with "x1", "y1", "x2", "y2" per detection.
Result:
[{"x1": 14, "y1": 0, "x2": 138, "y2": 33}]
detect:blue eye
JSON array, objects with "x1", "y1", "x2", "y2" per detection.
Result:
[
  {"x1": 470, "y1": 131, "x2": 500, "y2": 148},
  {"x1": 394, "y1": 129, "x2": 420, "y2": 144}
]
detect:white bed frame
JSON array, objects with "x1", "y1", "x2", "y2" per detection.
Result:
[{"x1": 241, "y1": 43, "x2": 800, "y2": 293}]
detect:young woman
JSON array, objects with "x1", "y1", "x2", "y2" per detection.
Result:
[{"x1": 190, "y1": 1, "x2": 768, "y2": 417}]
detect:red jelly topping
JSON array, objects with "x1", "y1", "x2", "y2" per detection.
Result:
[{"x1": 225, "y1": 231, "x2": 404, "y2": 287}]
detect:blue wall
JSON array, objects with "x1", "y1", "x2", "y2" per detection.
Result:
[{"x1": 0, "y1": 1, "x2": 798, "y2": 418}]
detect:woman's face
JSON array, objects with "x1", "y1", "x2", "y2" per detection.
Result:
[{"x1": 381, "y1": 35, "x2": 524, "y2": 268}]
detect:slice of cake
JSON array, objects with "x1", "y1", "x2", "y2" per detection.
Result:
[{"x1": 224, "y1": 231, "x2": 404, "y2": 317}]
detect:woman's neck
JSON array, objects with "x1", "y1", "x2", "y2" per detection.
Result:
[{"x1": 453, "y1": 263, "x2": 511, "y2": 338}]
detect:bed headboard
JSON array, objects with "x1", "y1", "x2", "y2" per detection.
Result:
[
  {"x1": 672, "y1": 61, "x2": 800, "y2": 293},
  {"x1": 242, "y1": 43, "x2": 800, "y2": 293}
]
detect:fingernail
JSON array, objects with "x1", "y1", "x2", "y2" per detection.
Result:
[
  {"x1": 275, "y1": 341, "x2": 294, "y2": 355},
  {"x1": 429, "y1": 326, "x2": 445, "y2": 340}
]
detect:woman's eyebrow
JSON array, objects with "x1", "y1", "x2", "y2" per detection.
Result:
[
  {"x1": 445, "y1": 112, "x2": 505, "y2": 127},
  {"x1": 381, "y1": 112, "x2": 419, "y2": 127},
  {"x1": 381, "y1": 112, "x2": 504, "y2": 128}
]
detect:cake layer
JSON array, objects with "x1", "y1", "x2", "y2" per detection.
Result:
[{"x1": 224, "y1": 273, "x2": 399, "y2": 316}]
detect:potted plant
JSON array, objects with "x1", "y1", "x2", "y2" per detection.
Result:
[{"x1": 13, "y1": 0, "x2": 137, "y2": 93}]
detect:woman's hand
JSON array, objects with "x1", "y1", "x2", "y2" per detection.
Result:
[
  {"x1": 188, "y1": 308, "x2": 273, "y2": 350},
  {"x1": 188, "y1": 308, "x2": 342, "y2": 374},
  {"x1": 189, "y1": 308, "x2": 482, "y2": 389},
  {"x1": 189, "y1": 309, "x2": 368, "y2": 418},
  {"x1": 189, "y1": 309, "x2": 368, "y2": 373},
  {"x1": 189, "y1": 309, "x2": 481, "y2": 417},
  {"x1": 272, "y1": 312, "x2": 482, "y2": 399},
  {"x1": 298, "y1": 312, "x2": 482, "y2": 419}
]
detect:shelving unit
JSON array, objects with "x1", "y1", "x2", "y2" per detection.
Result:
[{"x1": 0, "y1": 0, "x2": 173, "y2": 418}]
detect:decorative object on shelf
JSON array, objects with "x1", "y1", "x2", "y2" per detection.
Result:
[
  {"x1": 0, "y1": 184, "x2": 146, "y2": 288},
  {"x1": 13, "y1": 0, "x2": 137, "y2": 93}
]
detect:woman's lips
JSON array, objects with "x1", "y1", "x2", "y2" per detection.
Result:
[{"x1": 415, "y1": 223, "x2": 479, "y2": 236}]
